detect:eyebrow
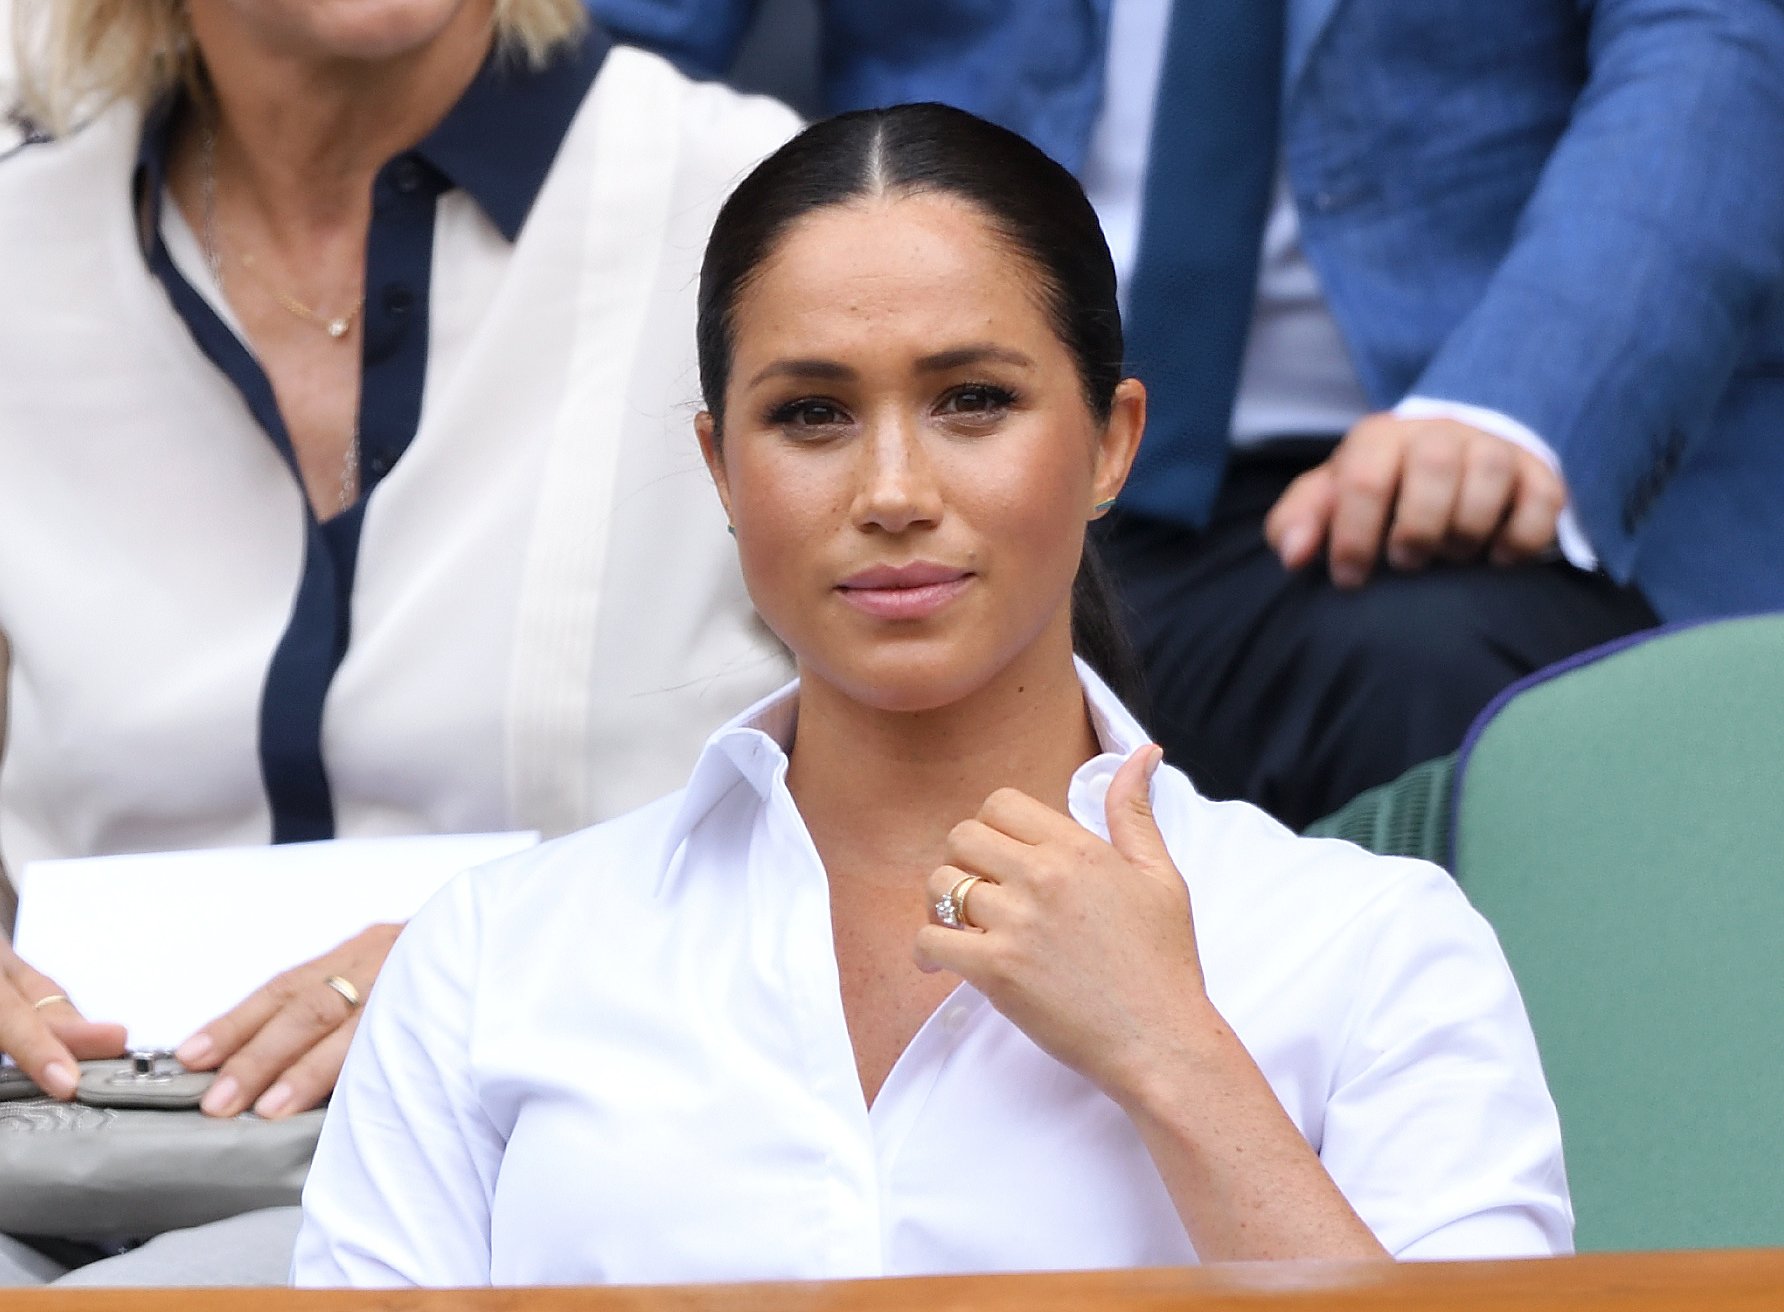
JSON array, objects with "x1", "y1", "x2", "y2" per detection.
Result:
[{"x1": 745, "y1": 344, "x2": 1037, "y2": 389}]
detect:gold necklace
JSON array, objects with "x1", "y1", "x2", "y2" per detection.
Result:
[
  {"x1": 199, "y1": 124, "x2": 364, "y2": 341},
  {"x1": 198, "y1": 121, "x2": 362, "y2": 514}
]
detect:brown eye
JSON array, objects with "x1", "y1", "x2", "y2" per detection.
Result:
[
  {"x1": 767, "y1": 398, "x2": 850, "y2": 429},
  {"x1": 938, "y1": 384, "x2": 1017, "y2": 420}
]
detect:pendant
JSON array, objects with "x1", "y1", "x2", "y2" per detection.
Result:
[{"x1": 328, "y1": 318, "x2": 350, "y2": 339}]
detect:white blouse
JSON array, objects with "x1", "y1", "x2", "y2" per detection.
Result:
[
  {"x1": 293, "y1": 663, "x2": 1572, "y2": 1286},
  {"x1": 0, "y1": 47, "x2": 796, "y2": 874}
]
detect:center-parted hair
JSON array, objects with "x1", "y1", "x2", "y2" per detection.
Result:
[{"x1": 695, "y1": 103, "x2": 1144, "y2": 708}]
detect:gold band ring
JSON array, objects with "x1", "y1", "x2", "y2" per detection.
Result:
[
  {"x1": 31, "y1": 993, "x2": 70, "y2": 1012},
  {"x1": 946, "y1": 874, "x2": 984, "y2": 930},
  {"x1": 322, "y1": 975, "x2": 363, "y2": 1011}
]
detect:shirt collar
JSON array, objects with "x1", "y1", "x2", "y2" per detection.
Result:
[
  {"x1": 131, "y1": 22, "x2": 612, "y2": 249},
  {"x1": 662, "y1": 658, "x2": 1156, "y2": 871}
]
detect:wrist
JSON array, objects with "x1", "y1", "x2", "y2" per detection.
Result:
[{"x1": 1104, "y1": 994, "x2": 1250, "y2": 1123}]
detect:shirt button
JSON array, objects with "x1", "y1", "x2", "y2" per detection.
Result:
[
  {"x1": 383, "y1": 285, "x2": 414, "y2": 315},
  {"x1": 392, "y1": 158, "x2": 424, "y2": 194},
  {"x1": 942, "y1": 1005, "x2": 968, "y2": 1033},
  {"x1": 366, "y1": 452, "x2": 392, "y2": 477},
  {"x1": 1312, "y1": 190, "x2": 1339, "y2": 213}
]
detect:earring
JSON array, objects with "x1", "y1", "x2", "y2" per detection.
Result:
[
  {"x1": 1092, "y1": 498, "x2": 1117, "y2": 514},
  {"x1": 726, "y1": 524, "x2": 736, "y2": 537}
]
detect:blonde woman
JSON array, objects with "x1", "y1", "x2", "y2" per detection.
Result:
[{"x1": 0, "y1": 0, "x2": 794, "y2": 1284}]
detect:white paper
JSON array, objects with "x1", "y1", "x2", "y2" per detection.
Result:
[{"x1": 12, "y1": 831, "x2": 537, "y2": 1050}]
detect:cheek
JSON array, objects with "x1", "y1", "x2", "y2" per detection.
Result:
[{"x1": 724, "y1": 447, "x2": 843, "y2": 614}]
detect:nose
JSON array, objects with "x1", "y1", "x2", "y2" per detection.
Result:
[{"x1": 851, "y1": 409, "x2": 943, "y2": 535}]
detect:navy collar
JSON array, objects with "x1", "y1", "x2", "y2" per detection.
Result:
[{"x1": 133, "y1": 22, "x2": 612, "y2": 246}]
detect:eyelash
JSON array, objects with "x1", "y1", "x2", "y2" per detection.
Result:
[{"x1": 762, "y1": 382, "x2": 1020, "y2": 432}]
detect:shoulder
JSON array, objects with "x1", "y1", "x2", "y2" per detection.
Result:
[
  {"x1": 0, "y1": 100, "x2": 138, "y2": 228},
  {"x1": 1153, "y1": 770, "x2": 1493, "y2": 987},
  {"x1": 429, "y1": 787, "x2": 693, "y2": 941},
  {"x1": 593, "y1": 43, "x2": 802, "y2": 173}
]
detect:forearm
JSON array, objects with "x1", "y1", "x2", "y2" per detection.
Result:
[{"x1": 1113, "y1": 1002, "x2": 1388, "y2": 1263}]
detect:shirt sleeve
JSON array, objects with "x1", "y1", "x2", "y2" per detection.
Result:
[
  {"x1": 1316, "y1": 865, "x2": 1575, "y2": 1260},
  {"x1": 1407, "y1": 1, "x2": 1784, "y2": 580},
  {"x1": 291, "y1": 873, "x2": 505, "y2": 1287}
]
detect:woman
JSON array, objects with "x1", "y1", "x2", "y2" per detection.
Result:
[
  {"x1": 293, "y1": 105, "x2": 1572, "y2": 1286},
  {"x1": 0, "y1": 0, "x2": 794, "y2": 1285}
]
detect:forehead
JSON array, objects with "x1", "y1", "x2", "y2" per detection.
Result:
[{"x1": 731, "y1": 193, "x2": 1057, "y2": 364}]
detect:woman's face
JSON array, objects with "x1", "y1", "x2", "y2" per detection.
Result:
[{"x1": 700, "y1": 193, "x2": 1144, "y2": 715}]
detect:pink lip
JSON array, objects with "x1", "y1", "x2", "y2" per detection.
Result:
[{"x1": 836, "y1": 562, "x2": 973, "y2": 620}]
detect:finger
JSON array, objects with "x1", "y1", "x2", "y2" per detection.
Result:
[
  {"x1": 176, "y1": 979, "x2": 287, "y2": 1073},
  {"x1": 45, "y1": 1015, "x2": 130, "y2": 1061},
  {"x1": 1442, "y1": 437, "x2": 1519, "y2": 560},
  {"x1": 1384, "y1": 428, "x2": 1464, "y2": 570},
  {"x1": 912, "y1": 922, "x2": 990, "y2": 977},
  {"x1": 0, "y1": 955, "x2": 127, "y2": 1087},
  {"x1": 201, "y1": 979, "x2": 355, "y2": 1117},
  {"x1": 1103, "y1": 745, "x2": 1173, "y2": 881},
  {"x1": 943, "y1": 818, "x2": 1035, "y2": 885},
  {"x1": 253, "y1": 1016, "x2": 357, "y2": 1120},
  {"x1": 1326, "y1": 428, "x2": 1405, "y2": 588},
  {"x1": 1490, "y1": 461, "x2": 1566, "y2": 564},
  {"x1": 924, "y1": 865, "x2": 1008, "y2": 932},
  {"x1": 1264, "y1": 465, "x2": 1336, "y2": 570},
  {"x1": 0, "y1": 984, "x2": 82, "y2": 1099},
  {"x1": 975, "y1": 786, "x2": 1076, "y2": 846}
]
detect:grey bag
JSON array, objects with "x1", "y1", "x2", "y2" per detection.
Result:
[{"x1": 0, "y1": 1054, "x2": 322, "y2": 1240}]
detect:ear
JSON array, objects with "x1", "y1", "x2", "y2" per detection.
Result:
[
  {"x1": 695, "y1": 410, "x2": 735, "y2": 525},
  {"x1": 1089, "y1": 378, "x2": 1146, "y2": 517}
]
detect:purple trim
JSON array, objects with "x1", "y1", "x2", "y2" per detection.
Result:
[{"x1": 1445, "y1": 610, "x2": 1781, "y2": 870}]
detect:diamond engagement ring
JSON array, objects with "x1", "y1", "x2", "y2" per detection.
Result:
[{"x1": 935, "y1": 874, "x2": 984, "y2": 930}]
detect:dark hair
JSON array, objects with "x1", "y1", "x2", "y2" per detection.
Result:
[{"x1": 695, "y1": 102, "x2": 1144, "y2": 707}]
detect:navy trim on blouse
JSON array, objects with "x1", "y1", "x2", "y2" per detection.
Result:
[{"x1": 134, "y1": 25, "x2": 612, "y2": 842}]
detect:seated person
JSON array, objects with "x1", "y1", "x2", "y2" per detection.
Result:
[
  {"x1": 293, "y1": 105, "x2": 1572, "y2": 1285},
  {"x1": 0, "y1": 0, "x2": 794, "y2": 1285}
]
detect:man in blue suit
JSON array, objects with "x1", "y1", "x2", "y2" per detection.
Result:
[
  {"x1": 594, "y1": 0, "x2": 1784, "y2": 826},
  {"x1": 1087, "y1": 0, "x2": 1784, "y2": 825}
]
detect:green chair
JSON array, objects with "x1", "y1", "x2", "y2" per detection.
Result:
[{"x1": 1307, "y1": 613, "x2": 1784, "y2": 1251}]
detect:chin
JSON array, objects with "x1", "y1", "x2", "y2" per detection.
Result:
[
  {"x1": 280, "y1": 0, "x2": 479, "y2": 62},
  {"x1": 798, "y1": 637, "x2": 1030, "y2": 718}
]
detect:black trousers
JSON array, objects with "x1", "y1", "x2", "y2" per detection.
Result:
[{"x1": 1095, "y1": 441, "x2": 1660, "y2": 831}]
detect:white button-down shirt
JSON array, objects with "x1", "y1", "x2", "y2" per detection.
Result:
[{"x1": 293, "y1": 664, "x2": 1572, "y2": 1287}]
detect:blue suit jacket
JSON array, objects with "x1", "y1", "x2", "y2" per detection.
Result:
[
  {"x1": 593, "y1": 0, "x2": 1784, "y2": 622},
  {"x1": 1280, "y1": 0, "x2": 1784, "y2": 621}
]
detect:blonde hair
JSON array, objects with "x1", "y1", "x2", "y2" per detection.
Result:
[{"x1": 9, "y1": 0, "x2": 589, "y2": 136}]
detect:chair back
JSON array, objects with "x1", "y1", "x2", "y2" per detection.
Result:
[{"x1": 1452, "y1": 615, "x2": 1784, "y2": 1251}]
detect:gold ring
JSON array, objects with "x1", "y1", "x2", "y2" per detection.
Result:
[
  {"x1": 322, "y1": 975, "x2": 362, "y2": 1011},
  {"x1": 31, "y1": 993, "x2": 70, "y2": 1012},
  {"x1": 946, "y1": 874, "x2": 984, "y2": 930}
]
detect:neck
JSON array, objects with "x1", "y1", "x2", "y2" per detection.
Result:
[
  {"x1": 179, "y1": 3, "x2": 496, "y2": 240},
  {"x1": 786, "y1": 623, "x2": 1101, "y2": 888}
]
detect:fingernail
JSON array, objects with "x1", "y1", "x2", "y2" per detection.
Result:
[
  {"x1": 1279, "y1": 525, "x2": 1313, "y2": 564},
  {"x1": 1144, "y1": 744, "x2": 1165, "y2": 779},
  {"x1": 255, "y1": 1082, "x2": 292, "y2": 1118},
  {"x1": 44, "y1": 1061, "x2": 78, "y2": 1099},
  {"x1": 1331, "y1": 562, "x2": 1365, "y2": 589},
  {"x1": 175, "y1": 1034, "x2": 213, "y2": 1067},
  {"x1": 1386, "y1": 545, "x2": 1416, "y2": 571},
  {"x1": 201, "y1": 1075, "x2": 239, "y2": 1117}
]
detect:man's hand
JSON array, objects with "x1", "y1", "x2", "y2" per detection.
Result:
[
  {"x1": 1265, "y1": 414, "x2": 1566, "y2": 587},
  {"x1": 175, "y1": 922, "x2": 402, "y2": 1119},
  {"x1": 0, "y1": 938, "x2": 127, "y2": 1099}
]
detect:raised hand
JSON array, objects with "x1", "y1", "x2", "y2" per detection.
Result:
[
  {"x1": 912, "y1": 745, "x2": 1212, "y2": 1102},
  {"x1": 0, "y1": 938, "x2": 127, "y2": 1099},
  {"x1": 174, "y1": 922, "x2": 402, "y2": 1119}
]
